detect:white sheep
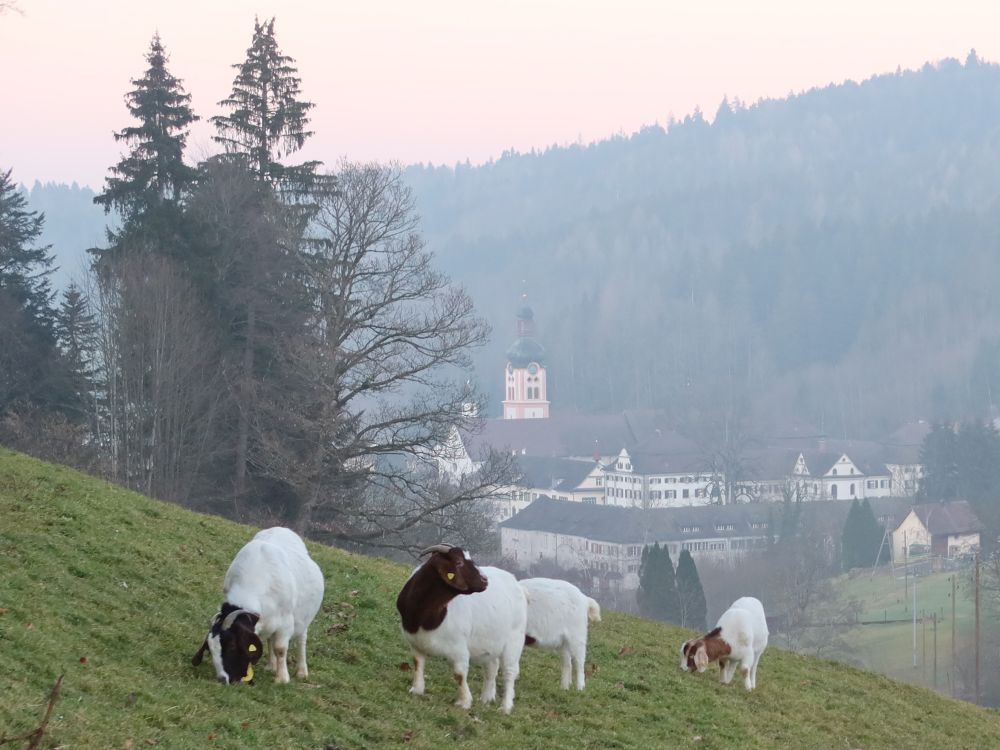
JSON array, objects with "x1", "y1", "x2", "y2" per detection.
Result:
[
  {"x1": 519, "y1": 577, "x2": 601, "y2": 690},
  {"x1": 396, "y1": 544, "x2": 527, "y2": 714},
  {"x1": 679, "y1": 595, "x2": 768, "y2": 691},
  {"x1": 193, "y1": 526, "x2": 325, "y2": 685}
]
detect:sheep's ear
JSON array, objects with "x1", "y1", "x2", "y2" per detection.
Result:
[
  {"x1": 192, "y1": 638, "x2": 209, "y2": 666},
  {"x1": 694, "y1": 644, "x2": 709, "y2": 671},
  {"x1": 705, "y1": 626, "x2": 722, "y2": 639}
]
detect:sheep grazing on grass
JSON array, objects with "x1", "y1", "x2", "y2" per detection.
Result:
[
  {"x1": 519, "y1": 577, "x2": 601, "y2": 690},
  {"x1": 192, "y1": 527, "x2": 325, "y2": 685},
  {"x1": 679, "y1": 596, "x2": 768, "y2": 691},
  {"x1": 396, "y1": 544, "x2": 527, "y2": 714}
]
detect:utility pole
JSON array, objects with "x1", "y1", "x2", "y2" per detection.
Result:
[
  {"x1": 975, "y1": 551, "x2": 981, "y2": 705},
  {"x1": 922, "y1": 609, "x2": 926, "y2": 683},
  {"x1": 903, "y1": 530, "x2": 909, "y2": 602},
  {"x1": 951, "y1": 574, "x2": 956, "y2": 698},
  {"x1": 933, "y1": 612, "x2": 938, "y2": 690},
  {"x1": 912, "y1": 569, "x2": 917, "y2": 669}
]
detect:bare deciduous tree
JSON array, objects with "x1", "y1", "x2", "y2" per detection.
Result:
[{"x1": 248, "y1": 162, "x2": 511, "y2": 547}]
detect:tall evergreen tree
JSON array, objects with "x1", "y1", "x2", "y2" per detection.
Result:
[
  {"x1": 212, "y1": 17, "x2": 319, "y2": 188},
  {"x1": 0, "y1": 168, "x2": 74, "y2": 414},
  {"x1": 859, "y1": 499, "x2": 888, "y2": 567},
  {"x1": 841, "y1": 499, "x2": 862, "y2": 570},
  {"x1": 918, "y1": 421, "x2": 959, "y2": 501},
  {"x1": 675, "y1": 549, "x2": 707, "y2": 630},
  {"x1": 637, "y1": 543, "x2": 680, "y2": 623},
  {"x1": 94, "y1": 34, "x2": 198, "y2": 226},
  {"x1": 55, "y1": 283, "x2": 98, "y2": 414}
]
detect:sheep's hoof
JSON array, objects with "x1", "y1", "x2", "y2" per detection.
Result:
[
  {"x1": 499, "y1": 703, "x2": 513, "y2": 715},
  {"x1": 455, "y1": 699, "x2": 473, "y2": 710},
  {"x1": 409, "y1": 686, "x2": 424, "y2": 696}
]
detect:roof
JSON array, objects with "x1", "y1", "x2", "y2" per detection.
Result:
[
  {"x1": 514, "y1": 455, "x2": 598, "y2": 492},
  {"x1": 501, "y1": 496, "x2": 916, "y2": 546},
  {"x1": 616, "y1": 431, "x2": 703, "y2": 474},
  {"x1": 460, "y1": 413, "x2": 650, "y2": 460},
  {"x1": 908, "y1": 501, "x2": 984, "y2": 536},
  {"x1": 506, "y1": 336, "x2": 546, "y2": 367},
  {"x1": 500, "y1": 496, "x2": 773, "y2": 544}
]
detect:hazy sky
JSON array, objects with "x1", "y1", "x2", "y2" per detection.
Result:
[{"x1": 2, "y1": 0, "x2": 998, "y2": 188}]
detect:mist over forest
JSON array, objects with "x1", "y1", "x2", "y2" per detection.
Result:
[{"x1": 28, "y1": 53, "x2": 1000, "y2": 440}]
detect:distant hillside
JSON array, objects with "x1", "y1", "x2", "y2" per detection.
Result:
[
  {"x1": 405, "y1": 53, "x2": 1000, "y2": 435},
  {"x1": 2, "y1": 448, "x2": 999, "y2": 749},
  {"x1": 21, "y1": 181, "x2": 109, "y2": 292},
  {"x1": 17, "y1": 55, "x2": 1000, "y2": 435}
]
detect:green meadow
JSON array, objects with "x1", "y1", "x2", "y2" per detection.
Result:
[{"x1": 2, "y1": 448, "x2": 998, "y2": 749}]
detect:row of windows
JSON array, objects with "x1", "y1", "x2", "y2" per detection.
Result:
[{"x1": 866, "y1": 479, "x2": 890, "y2": 489}]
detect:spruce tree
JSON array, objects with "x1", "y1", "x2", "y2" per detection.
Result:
[
  {"x1": 637, "y1": 543, "x2": 681, "y2": 623},
  {"x1": 95, "y1": 33, "x2": 198, "y2": 225},
  {"x1": 841, "y1": 499, "x2": 862, "y2": 570},
  {"x1": 0, "y1": 168, "x2": 74, "y2": 413},
  {"x1": 917, "y1": 422, "x2": 959, "y2": 501},
  {"x1": 55, "y1": 283, "x2": 98, "y2": 412},
  {"x1": 212, "y1": 17, "x2": 319, "y2": 188},
  {"x1": 676, "y1": 549, "x2": 707, "y2": 630}
]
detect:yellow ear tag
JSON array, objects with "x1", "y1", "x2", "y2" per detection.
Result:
[
  {"x1": 242, "y1": 663, "x2": 254, "y2": 683},
  {"x1": 447, "y1": 572, "x2": 455, "y2": 580},
  {"x1": 248, "y1": 644, "x2": 257, "y2": 652}
]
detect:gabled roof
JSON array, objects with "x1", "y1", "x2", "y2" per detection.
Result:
[
  {"x1": 908, "y1": 501, "x2": 984, "y2": 536},
  {"x1": 514, "y1": 455, "x2": 598, "y2": 492},
  {"x1": 614, "y1": 431, "x2": 703, "y2": 475},
  {"x1": 460, "y1": 412, "x2": 668, "y2": 460}
]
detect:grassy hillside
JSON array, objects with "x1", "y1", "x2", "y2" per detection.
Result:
[
  {"x1": 2, "y1": 449, "x2": 998, "y2": 749},
  {"x1": 831, "y1": 569, "x2": 974, "y2": 694}
]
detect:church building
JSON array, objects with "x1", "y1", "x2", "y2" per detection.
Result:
[{"x1": 502, "y1": 297, "x2": 550, "y2": 419}]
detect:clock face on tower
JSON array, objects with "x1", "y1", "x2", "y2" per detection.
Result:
[{"x1": 528, "y1": 363, "x2": 538, "y2": 375}]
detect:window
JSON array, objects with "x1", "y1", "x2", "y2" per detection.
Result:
[
  {"x1": 880, "y1": 480, "x2": 888, "y2": 488},
  {"x1": 850, "y1": 483, "x2": 856, "y2": 496},
  {"x1": 681, "y1": 525, "x2": 701, "y2": 533},
  {"x1": 831, "y1": 484, "x2": 838, "y2": 499},
  {"x1": 682, "y1": 489, "x2": 690, "y2": 499},
  {"x1": 583, "y1": 496, "x2": 597, "y2": 505},
  {"x1": 715, "y1": 523, "x2": 735, "y2": 532},
  {"x1": 750, "y1": 521, "x2": 768, "y2": 530},
  {"x1": 867, "y1": 480, "x2": 877, "y2": 489},
  {"x1": 666, "y1": 490, "x2": 676, "y2": 499},
  {"x1": 695, "y1": 488, "x2": 705, "y2": 498},
  {"x1": 832, "y1": 468, "x2": 838, "y2": 476}
]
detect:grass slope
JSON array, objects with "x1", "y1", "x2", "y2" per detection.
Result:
[{"x1": 2, "y1": 449, "x2": 998, "y2": 750}]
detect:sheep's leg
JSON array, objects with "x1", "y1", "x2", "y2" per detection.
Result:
[
  {"x1": 296, "y1": 631, "x2": 309, "y2": 679},
  {"x1": 571, "y1": 640, "x2": 587, "y2": 690},
  {"x1": 272, "y1": 636, "x2": 291, "y2": 684},
  {"x1": 560, "y1": 648, "x2": 573, "y2": 690},
  {"x1": 481, "y1": 658, "x2": 499, "y2": 704},
  {"x1": 268, "y1": 634, "x2": 278, "y2": 671},
  {"x1": 720, "y1": 659, "x2": 737, "y2": 685},
  {"x1": 749, "y1": 652, "x2": 761, "y2": 689},
  {"x1": 452, "y1": 657, "x2": 473, "y2": 710},
  {"x1": 409, "y1": 652, "x2": 426, "y2": 695},
  {"x1": 499, "y1": 650, "x2": 520, "y2": 715},
  {"x1": 742, "y1": 664, "x2": 753, "y2": 691}
]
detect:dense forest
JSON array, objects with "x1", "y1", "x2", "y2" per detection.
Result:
[
  {"x1": 24, "y1": 53, "x2": 1000, "y2": 440},
  {"x1": 403, "y1": 52, "x2": 1000, "y2": 438}
]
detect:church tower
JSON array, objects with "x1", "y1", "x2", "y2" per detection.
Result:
[{"x1": 502, "y1": 295, "x2": 550, "y2": 419}]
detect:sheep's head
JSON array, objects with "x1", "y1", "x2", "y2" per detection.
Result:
[
  {"x1": 421, "y1": 544, "x2": 488, "y2": 595},
  {"x1": 680, "y1": 627, "x2": 723, "y2": 673},
  {"x1": 192, "y1": 605, "x2": 263, "y2": 685}
]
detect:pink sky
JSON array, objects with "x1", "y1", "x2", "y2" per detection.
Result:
[{"x1": 2, "y1": 0, "x2": 998, "y2": 188}]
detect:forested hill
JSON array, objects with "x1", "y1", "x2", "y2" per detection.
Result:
[
  {"x1": 405, "y1": 53, "x2": 1000, "y2": 437},
  {"x1": 21, "y1": 181, "x2": 108, "y2": 291},
  {"x1": 23, "y1": 54, "x2": 1000, "y2": 437}
]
